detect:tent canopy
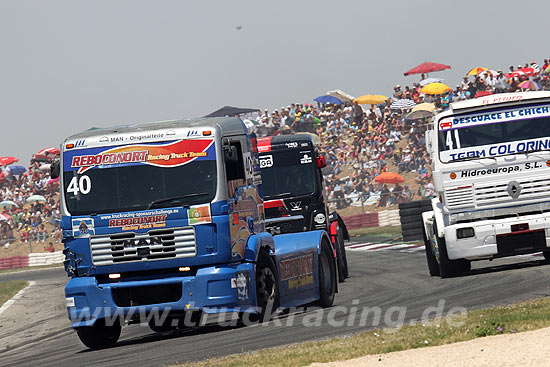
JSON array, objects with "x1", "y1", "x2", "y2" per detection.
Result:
[{"x1": 204, "y1": 106, "x2": 260, "y2": 118}]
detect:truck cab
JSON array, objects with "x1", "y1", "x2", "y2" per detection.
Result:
[
  {"x1": 257, "y1": 134, "x2": 349, "y2": 281},
  {"x1": 55, "y1": 118, "x2": 337, "y2": 349},
  {"x1": 420, "y1": 92, "x2": 550, "y2": 277}
]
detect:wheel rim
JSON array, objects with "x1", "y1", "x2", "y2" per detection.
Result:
[
  {"x1": 320, "y1": 250, "x2": 332, "y2": 293},
  {"x1": 257, "y1": 266, "x2": 276, "y2": 306}
]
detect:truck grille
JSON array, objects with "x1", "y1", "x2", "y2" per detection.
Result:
[
  {"x1": 90, "y1": 227, "x2": 196, "y2": 266},
  {"x1": 475, "y1": 177, "x2": 550, "y2": 208},
  {"x1": 445, "y1": 176, "x2": 550, "y2": 211},
  {"x1": 444, "y1": 185, "x2": 475, "y2": 210}
]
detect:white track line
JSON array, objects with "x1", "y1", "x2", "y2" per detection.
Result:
[{"x1": 0, "y1": 280, "x2": 35, "y2": 316}]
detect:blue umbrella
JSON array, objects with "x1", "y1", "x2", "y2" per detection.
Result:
[
  {"x1": 8, "y1": 165, "x2": 26, "y2": 175},
  {"x1": 314, "y1": 95, "x2": 343, "y2": 105}
]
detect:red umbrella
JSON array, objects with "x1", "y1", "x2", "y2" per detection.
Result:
[
  {"x1": 375, "y1": 172, "x2": 404, "y2": 184},
  {"x1": 475, "y1": 90, "x2": 494, "y2": 98},
  {"x1": 34, "y1": 147, "x2": 60, "y2": 161},
  {"x1": 507, "y1": 68, "x2": 538, "y2": 78},
  {"x1": 0, "y1": 157, "x2": 18, "y2": 166},
  {"x1": 404, "y1": 62, "x2": 451, "y2": 76}
]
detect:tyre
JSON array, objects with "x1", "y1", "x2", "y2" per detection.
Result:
[
  {"x1": 335, "y1": 227, "x2": 348, "y2": 282},
  {"x1": 400, "y1": 215, "x2": 424, "y2": 225},
  {"x1": 402, "y1": 228, "x2": 424, "y2": 241},
  {"x1": 254, "y1": 249, "x2": 280, "y2": 321},
  {"x1": 400, "y1": 221, "x2": 424, "y2": 231},
  {"x1": 423, "y1": 229, "x2": 439, "y2": 276},
  {"x1": 398, "y1": 199, "x2": 432, "y2": 210},
  {"x1": 434, "y1": 224, "x2": 471, "y2": 278},
  {"x1": 76, "y1": 319, "x2": 121, "y2": 350},
  {"x1": 399, "y1": 207, "x2": 429, "y2": 217},
  {"x1": 318, "y1": 240, "x2": 336, "y2": 308}
]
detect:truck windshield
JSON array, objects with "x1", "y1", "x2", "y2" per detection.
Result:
[
  {"x1": 259, "y1": 149, "x2": 316, "y2": 199},
  {"x1": 438, "y1": 104, "x2": 550, "y2": 163},
  {"x1": 62, "y1": 139, "x2": 216, "y2": 215}
]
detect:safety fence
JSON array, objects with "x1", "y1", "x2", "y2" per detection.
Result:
[
  {"x1": 0, "y1": 251, "x2": 64, "y2": 270},
  {"x1": 342, "y1": 210, "x2": 400, "y2": 229}
]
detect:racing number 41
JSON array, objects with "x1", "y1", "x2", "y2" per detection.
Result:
[
  {"x1": 67, "y1": 175, "x2": 92, "y2": 195},
  {"x1": 446, "y1": 130, "x2": 462, "y2": 150}
]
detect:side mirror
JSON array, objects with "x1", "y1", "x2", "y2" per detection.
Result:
[
  {"x1": 224, "y1": 145, "x2": 239, "y2": 164},
  {"x1": 316, "y1": 155, "x2": 326, "y2": 168},
  {"x1": 50, "y1": 160, "x2": 60, "y2": 179}
]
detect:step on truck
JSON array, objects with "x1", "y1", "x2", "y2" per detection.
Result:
[
  {"x1": 52, "y1": 117, "x2": 337, "y2": 349},
  {"x1": 413, "y1": 92, "x2": 550, "y2": 277},
  {"x1": 256, "y1": 134, "x2": 349, "y2": 282}
]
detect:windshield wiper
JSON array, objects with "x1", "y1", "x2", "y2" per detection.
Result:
[
  {"x1": 147, "y1": 192, "x2": 210, "y2": 209},
  {"x1": 264, "y1": 192, "x2": 293, "y2": 200}
]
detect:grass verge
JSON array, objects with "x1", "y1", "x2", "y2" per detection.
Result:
[
  {"x1": 0, "y1": 263, "x2": 62, "y2": 275},
  {"x1": 175, "y1": 297, "x2": 550, "y2": 367},
  {"x1": 0, "y1": 280, "x2": 28, "y2": 307},
  {"x1": 349, "y1": 225, "x2": 402, "y2": 238}
]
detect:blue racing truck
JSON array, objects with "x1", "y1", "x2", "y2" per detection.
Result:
[{"x1": 52, "y1": 117, "x2": 337, "y2": 349}]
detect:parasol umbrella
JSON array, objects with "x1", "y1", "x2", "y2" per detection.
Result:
[
  {"x1": 480, "y1": 69, "x2": 498, "y2": 77},
  {"x1": 26, "y1": 194, "x2": 46, "y2": 203},
  {"x1": 466, "y1": 67, "x2": 488, "y2": 76},
  {"x1": 327, "y1": 89, "x2": 355, "y2": 102},
  {"x1": 0, "y1": 157, "x2": 18, "y2": 166},
  {"x1": 8, "y1": 165, "x2": 26, "y2": 175},
  {"x1": 35, "y1": 147, "x2": 60, "y2": 161},
  {"x1": 406, "y1": 110, "x2": 434, "y2": 120},
  {"x1": 518, "y1": 80, "x2": 540, "y2": 90},
  {"x1": 421, "y1": 82, "x2": 452, "y2": 95},
  {"x1": 47, "y1": 177, "x2": 60, "y2": 187},
  {"x1": 0, "y1": 200, "x2": 18, "y2": 208},
  {"x1": 314, "y1": 95, "x2": 342, "y2": 105},
  {"x1": 0, "y1": 213, "x2": 11, "y2": 222},
  {"x1": 474, "y1": 90, "x2": 494, "y2": 98},
  {"x1": 419, "y1": 77, "x2": 444, "y2": 86},
  {"x1": 39, "y1": 163, "x2": 51, "y2": 172},
  {"x1": 543, "y1": 65, "x2": 550, "y2": 74},
  {"x1": 508, "y1": 68, "x2": 538, "y2": 78},
  {"x1": 411, "y1": 102, "x2": 436, "y2": 113},
  {"x1": 354, "y1": 94, "x2": 388, "y2": 105},
  {"x1": 404, "y1": 61, "x2": 451, "y2": 76},
  {"x1": 390, "y1": 99, "x2": 416, "y2": 110},
  {"x1": 375, "y1": 172, "x2": 404, "y2": 184}
]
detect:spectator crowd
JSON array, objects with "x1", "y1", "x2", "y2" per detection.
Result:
[
  {"x1": 2, "y1": 59, "x2": 549, "y2": 252},
  {"x1": 249, "y1": 60, "x2": 550, "y2": 210},
  {"x1": 0, "y1": 158, "x2": 61, "y2": 250}
]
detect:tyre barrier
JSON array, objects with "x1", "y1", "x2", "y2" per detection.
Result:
[
  {"x1": 0, "y1": 251, "x2": 64, "y2": 270},
  {"x1": 342, "y1": 213, "x2": 379, "y2": 229},
  {"x1": 399, "y1": 199, "x2": 433, "y2": 242},
  {"x1": 378, "y1": 210, "x2": 400, "y2": 227}
]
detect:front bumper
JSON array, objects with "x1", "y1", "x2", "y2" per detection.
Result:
[
  {"x1": 444, "y1": 212, "x2": 550, "y2": 260},
  {"x1": 65, "y1": 262, "x2": 255, "y2": 328}
]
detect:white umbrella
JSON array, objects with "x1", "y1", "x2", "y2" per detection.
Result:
[
  {"x1": 39, "y1": 164, "x2": 51, "y2": 172},
  {"x1": 390, "y1": 99, "x2": 416, "y2": 110},
  {"x1": 326, "y1": 89, "x2": 356, "y2": 102},
  {"x1": 420, "y1": 77, "x2": 444, "y2": 86}
]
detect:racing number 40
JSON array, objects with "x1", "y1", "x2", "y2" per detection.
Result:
[{"x1": 67, "y1": 175, "x2": 92, "y2": 195}]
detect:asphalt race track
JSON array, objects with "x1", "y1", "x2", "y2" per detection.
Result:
[{"x1": 3, "y1": 247, "x2": 550, "y2": 367}]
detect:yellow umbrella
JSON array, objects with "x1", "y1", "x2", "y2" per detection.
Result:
[
  {"x1": 354, "y1": 94, "x2": 388, "y2": 105},
  {"x1": 411, "y1": 102, "x2": 436, "y2": 113},
  {"x1": 466, "y1": 67, "x2": 488, "y2": 76},
  {"x1": 421, "y1": 83, "x2": 452, "y2": 95}
]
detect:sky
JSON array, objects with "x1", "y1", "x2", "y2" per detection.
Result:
[{"x1": 1, "y1": 0, "x2": 549, "y2": 163}]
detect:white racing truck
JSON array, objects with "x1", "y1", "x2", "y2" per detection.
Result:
[{"x1": 419, "y1": 91, "x2": 550, "y2": 277}]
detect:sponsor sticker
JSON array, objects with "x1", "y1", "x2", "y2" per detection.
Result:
[
  {"x1": 72, "y1": 218, "x2": 94, "y2": 237},
  {"x1": 188, "y1": 204, "x2": 212, "y2": 225}
]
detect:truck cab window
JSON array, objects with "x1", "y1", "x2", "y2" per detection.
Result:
[{"x1": 224, "y1": 141, "x2": 245, "y2": 181}]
